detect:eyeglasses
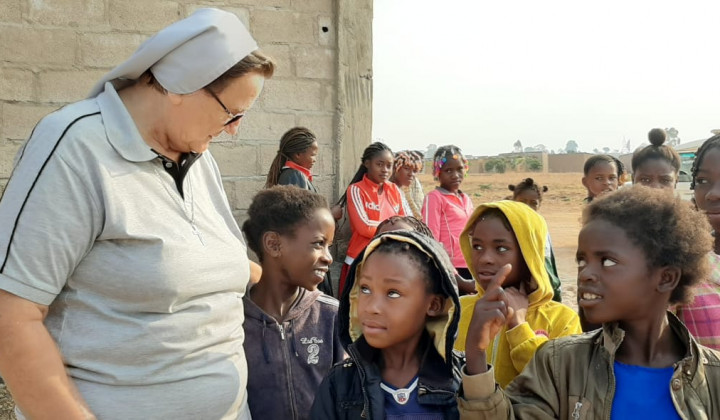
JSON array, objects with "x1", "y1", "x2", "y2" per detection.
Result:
[{"x1": 205, "y1": 88, "x2": 245, "y2": 126}]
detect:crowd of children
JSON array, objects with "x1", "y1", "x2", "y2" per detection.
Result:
[{"x1": 238, "y1": 131, "x2": 720, "y2": 419}]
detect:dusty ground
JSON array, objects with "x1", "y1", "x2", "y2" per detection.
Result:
[{"x1": 418, "y1": 172, "x2": 585, "y2": 311}]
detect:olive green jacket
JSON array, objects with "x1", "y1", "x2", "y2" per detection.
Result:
[{"x1": 458, "y1": 313, "x2": 720, "y2": 419}]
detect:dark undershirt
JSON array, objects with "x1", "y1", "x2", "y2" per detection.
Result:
[{"x1": 152, "y1": 149, "x2": 201, "y2": 198}]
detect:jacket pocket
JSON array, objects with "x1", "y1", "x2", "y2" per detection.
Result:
[{"x1": 567, "y1": 396, "x2": 592, "y2": 419}]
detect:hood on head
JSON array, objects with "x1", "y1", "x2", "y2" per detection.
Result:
[
  {"x1": 460, "y1": 200, "x2": 553, "y2": 307},
  {"x1": 339, "y1": 230, "x2": 460, "y2": 364}
]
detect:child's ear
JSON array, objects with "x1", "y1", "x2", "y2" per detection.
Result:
[
  {"x1": 426, "y1": 295, "x2": 445, "y2": 317},
  {"x1": 656, "y1": 266, "x2": 681, "y2": 295},
  {"x1": 581, "y1": 176, "x2": 588, "y2": 189},
  {"x1": 262, "y1": 231, "x2": 282, "y2": 258}
]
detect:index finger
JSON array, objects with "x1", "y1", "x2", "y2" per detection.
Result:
[{"x1": 486, "y1": 264, "x2": 512, "y2": 292}]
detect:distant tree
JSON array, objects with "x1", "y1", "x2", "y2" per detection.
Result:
[
  {"x1": 565, "y1": 140, "x2": 579, "y2": 153},
  {"x1": 484, "y1": 158, "x2": 506, "y2": 173},
  {"x1": 665, "y1": 127, "x2": 680, "y2": 146},
  {"x1": 602, "y1": 147, "x2": 610, "y2": 154},
  {"x1": 593, "y1": 148, "x2": 600, "y2": 154},
  {"x1": 533, "y1": 144, "x2": 548, "y2": 153},
  {"x1": 513, "y1": 140, "x2": 523, "y2": 153},
  {"x1": 526, "y1": 156, "x2": 542, "y2": 171}
]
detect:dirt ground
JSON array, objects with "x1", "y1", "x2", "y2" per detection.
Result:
[
  {"x1": 418, "y1": 172, "x2": 585, "y2": 311},
  {"x1": 0, "y1": 384, "x2": 13, "y2": 420}
]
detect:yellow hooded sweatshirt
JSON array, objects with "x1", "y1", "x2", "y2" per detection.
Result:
[{"x1": 454, "y1": 200, "x2": 581, "y2": 388}]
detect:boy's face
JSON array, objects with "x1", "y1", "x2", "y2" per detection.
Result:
[
  {"x1": 633, "y1": 158, "x2": 677, "y2": 191},
  {"x1": 514, "y1": 189, "x2": 541, "y2": 211},
  {"x1": 277, "y1": 208, "x2": 335, "y2": 290},
  {"x1": 356, "y1": 252, "x2": 440, "y2": 350},
  {"x1": 693, "y1": 147, "x2": 720, "y2": 233},
  {"x1": 469, "y1": 216, "x2": 528, "y2": 291},
  {"x1": 576, "y1": 219, "x2": 664, "y2": 325},
  {"x1": 582, "y1": 162, "x2": 618, "y2": 199}
]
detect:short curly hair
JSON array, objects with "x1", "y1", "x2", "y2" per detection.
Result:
[
  {"x1": 242, "y1": 186, "x2": 328, "y2": 262},
  {"x1": 582, "y1": 186, "x2": 712, "y2": 304},
  {"x1": 508, "y1": 178, "x2": 548, "y2": 199}
]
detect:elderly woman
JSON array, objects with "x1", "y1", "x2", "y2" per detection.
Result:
[{"x1": 0, "y1": 9, "x2": 272, "y2": 419}]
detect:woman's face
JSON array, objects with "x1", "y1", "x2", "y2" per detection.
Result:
[
  {"x1": 293, "y1": 141, "x2": 319, "y2": 170},
  {"x1": 364, "y1": 150, "x2": 393, "y2": 184},
  {"x1": 393, "y1": 165, "x2": 416, "y2": 187},
  {"x1": 633, "y1": 158, "x2": 677, "y2": 192},
  {"x1": 165, "y1": 72, "x2": 265, "y2": 158}
]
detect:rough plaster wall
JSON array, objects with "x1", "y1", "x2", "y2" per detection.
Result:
[{"x1": 0, "y1": 0, "x2": 373, "y2": 238}]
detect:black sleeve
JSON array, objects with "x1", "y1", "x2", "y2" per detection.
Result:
[{"x1": 309, "y1": 367, "x2": 339, "y2": 420}]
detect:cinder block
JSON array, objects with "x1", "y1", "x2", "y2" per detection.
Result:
[
  {"x1": 318, "y1": 15, "x2": 335, "y2": 47},
  {"x1": 295, "y1": 47, "x2": 334, "y2": 79},
  {"x1": 0, "y1": 0, "x2": 22, "y2": 23},
  {"x1": 38, "y1": 70, "x2": 107, "y2": 103},
  {"x1": 296, "y1": 114, "x2": 334, "y2": 145},
  {"x1": 28, "y1": 0, "x2": 105, "y2": 26},
  {"x1": 186, "y1": 5, "x2": 250, "y2": 28},
  {"x1": 109, "y1": 0, "x2": 180, "y2": 32},
  {"x1": 257, "y1": 143, "x2": 279, "y2": 176},
  {"x1": 0, "y1": 142, "x2": 22, "y2": 178},
  {"x1": 0, "y1": 68, "x2": 36, "y2": 101},
  {"x1": 291, "y1": 0, "x2": 334, "y2": 13},
  {"x1": 257, "y1": 44, "x2": 292, "y2": 78},
  {"x1": 2, "y1": 103, "x2": 57, "y2": 141},
  {"x1": 79, "y1": 33, "x2": 147, "y2": 68},
  {"x1": 228, "y1": 177, "x2": 265, "y2": 210},
  {"x1": 258, "y1": 79, "x2": 325, "y2": 111},
  {"x1": 251, "y1": 10, "x2": 315, "y2": 44},
  {"x1": 210, "y1": 143, "x2": 258, "y2": 177},
  {"x1": 0, "y1": 27, "x2": 77, "y2": 65},
  {"x1": 239, "y1": 111, "x2": 295, "y2": 141}
]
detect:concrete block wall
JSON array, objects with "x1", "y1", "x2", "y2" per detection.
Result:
[{"x1": 0, "y1": 0, "x2": 374, "y2": 239}]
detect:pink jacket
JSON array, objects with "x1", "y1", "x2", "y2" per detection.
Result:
[{"x1": 422, "y1": 188, "x2": 474, "y2": 268}]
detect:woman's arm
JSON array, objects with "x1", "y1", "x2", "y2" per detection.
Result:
[
  {"x1": 0, "y1": 290, "x2": 95, "y2": 419},
  {"x1": 422, "y1": 192, "x2": 443, "y2": 239},
  {"x1": 346, "y1": 185, "x2": 379, "y2": 238}
]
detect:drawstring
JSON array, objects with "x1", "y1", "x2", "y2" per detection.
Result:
[{"x1": 261, "y1": 317, "x2": 271, "y2": 363}]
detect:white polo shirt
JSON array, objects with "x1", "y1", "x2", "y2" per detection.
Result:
[{"x1": 0, "y1": 83, "x2": 251, "y2": 419}]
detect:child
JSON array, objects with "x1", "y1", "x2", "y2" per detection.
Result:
[
  {"x1": 508, "y1": 178, "x2": 562, "y2": 303},
  {"x1": 337, "y1": 142, "x2": 405, "y2": 294},
  {"x1": 581, "y1": 154, "x2": 619, "y2": 203},
  {"x1": 631, "y1": 128, "x2": 681, "y2": 193},
  {"x1": 265, "y1": 127, "x2": 319, "y2": 191},
  {"x1": 453, "y1": 200, "x2": 581, "y2": 388},
  {"x1": 458, "y1": 186, "x2": 720, "y2": 418},
  {"x1": 241, "y1": 186, "x2": 345, "y2": 420},
  {"x1": 390, "y1": 150, "x2": 424, "y2": 219},
  {"x1": 675, "y1": 135, "x2": 720, "y2": 350},
  {"x1": 310, "y1": 230, "x2": 462, "y2": 419},
  {"x1": 422, "y1": 145, "x2": 475, "y2": 295}
]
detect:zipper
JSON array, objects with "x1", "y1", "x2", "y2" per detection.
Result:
[
  {"x1": 348, "y1": 346, "x2": 370, "y2": 418},
  {"x1": 571, "y1": 401, "x2": 582, "y2": 419},
  {"x1": 277, "y1": 321, "x2": 298, "y2": 419}
]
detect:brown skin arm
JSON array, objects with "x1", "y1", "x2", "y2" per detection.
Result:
[
  {"x1": 0, "y1": 290, "x2": 95, "y2": 419},
  {"x1": 464, "y1": 265, "x2": 513, "y2": 375}
]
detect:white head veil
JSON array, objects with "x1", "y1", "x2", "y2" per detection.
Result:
[{"x1": 87, "y1": 8, "x2": 258, "y2": 97}]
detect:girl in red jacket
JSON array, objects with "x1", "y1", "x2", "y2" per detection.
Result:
[{"x1": 337, "y1": 142, "x2": 405, "y2": 294}]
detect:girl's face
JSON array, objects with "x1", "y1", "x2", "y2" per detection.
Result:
[
  {"x1": 633, "y1": 158, "x2": 677, "y2": 192},
  {"x1": 364, "y1": 150, "x2": 393, "y2": 184},
  {"x1": 277, "y1": 208, "x2": 335, "y2": 291},
  {"x1": 576, "y1": 219, "x2": 665, "y2": 325},
  {"x1": 514, "y1": 189, "x2": 541, "y2": 211},
  {"x1": 292, "y1": 141, "x2": 319, "y2": 170},
  {"x1": 438, "y1": 157, "x2": 465, "y2": 193},
  {"x1": 582, "y1": 161, "x2": 618, "y2": 199},
  {"x1": 393, "y1": 165, "x2": 416, "y2": 188},
  {"x1": 357, "y1": 251, "x2": 441, "y2": 351},
  {"x1": 469, "y1": 216, "x2": 529, "y2": 291},
  {"x1": 694, "y1": 147, "x2": 720, "y2": 232}
]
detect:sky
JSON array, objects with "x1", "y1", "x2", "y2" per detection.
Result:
[{"x1": 372, "y1": 0, "x2": 720, "y2": 157}]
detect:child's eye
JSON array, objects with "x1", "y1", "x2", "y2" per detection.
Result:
[
  {"x1": 387, "y1": 290, "x2": 401, "y2": 298},
  {"x1": 472, "y1": 244, "x2": 483, "y2": 251},
  {"x1": 497, "y1": 246, "x2": 509, "y2": 252},
  {"x1": 577, "y1": 259, "x2": 587, "y2": 268},
  {"x1": 602, "y1": 258, "x2": 617, "y2": 267},
  {"x1": 360, "y1": 286, "x2": 371, "y2": 294},
  {"x1": 696, "y1": 178, "x2": 709, "y2": 185}
]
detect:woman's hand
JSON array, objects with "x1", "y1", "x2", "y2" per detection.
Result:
[{"x1": 464, "y1": 264, "x2": 512, "y2": 375}]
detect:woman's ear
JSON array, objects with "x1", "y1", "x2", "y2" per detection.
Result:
[
  {"x1": 657, "y1": 266, "x2": 681, "y2": 295},
  {"x1": 262, "y1": 231, "x2": 282, "y2": 258},
  {"x1": 426, "y1": 295, "x2": 445, "y2": 317}
]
